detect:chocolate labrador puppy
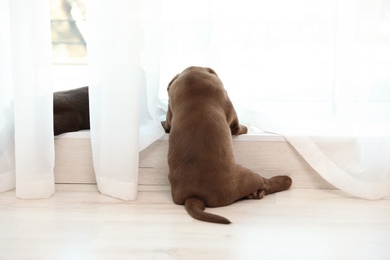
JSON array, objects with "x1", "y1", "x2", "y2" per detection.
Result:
[
  {"x1": 53, "y1": 86, "x2": 90, "y2": 136},
  {"x1": 162, "y1": 66, "x2": 292, "y2": 224}
]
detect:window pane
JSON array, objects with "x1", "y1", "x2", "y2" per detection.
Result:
[{"x1": 50, "y1": 0, "x2": 86, "y2": 64}]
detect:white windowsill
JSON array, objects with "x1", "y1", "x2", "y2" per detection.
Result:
[{"x1": 55, "y1": 130, "x2": 286, "y2": 142}]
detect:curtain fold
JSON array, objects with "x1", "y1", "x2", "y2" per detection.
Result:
[
  {"x1": 286, "y1": 136, "x2": 390, "y2": 200},
  {"x1": 0, "y1": 0, "x2": 55, "y2": 198}
]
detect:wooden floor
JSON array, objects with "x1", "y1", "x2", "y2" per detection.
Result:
[{"x1": 1, "y1": 184, "x2": 389, "y2": 260}]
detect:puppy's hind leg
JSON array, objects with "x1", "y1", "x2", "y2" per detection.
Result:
[{"x1": 234, "y1": 165, "x2": 292, "y2": 201}]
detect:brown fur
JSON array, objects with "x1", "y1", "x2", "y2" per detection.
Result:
[
  {"x1": 162, "y1": 66, "x2": 292, "y2": 224},
  {"x1": 53, "y1": 86, "x2": 90, "y2": 136}
]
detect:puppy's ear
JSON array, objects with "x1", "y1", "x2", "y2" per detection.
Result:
[
  {"x1": 167, "y1": 74, "x2": 179, "y2": 91},
  {"x1": 206, "y1": 67, "x2": 218, "y2": 77},
  {"x1": 162, "y1": 105, "x2": 172, "y2": 133},
  {"x1": 163, "y1": 73, "x2": 179, "y2": 133}
]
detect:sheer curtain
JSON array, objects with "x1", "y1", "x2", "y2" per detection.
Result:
[
  {"x1": 281, "y1": 0, "x2": 390, "y2": 200},
  {"x1": 155, "y1": 0, "x2": 390, "y2": 199},
  {"x1": 2, "y1": 0, "x2": 388, "y2": 200},
  {"x1": 0, "y1": 0, "x2": 164, "y2": 200},
  {"x1": 0, "y1": 0, "x2": 54, "y2": 198},
  {"x1": 87, "y1": 0, "x2": 164, "y2": 200}
]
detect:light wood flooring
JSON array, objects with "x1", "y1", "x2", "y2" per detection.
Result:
[{"x1": 1, "y1": 184, "x2": 389, "y2": 260}]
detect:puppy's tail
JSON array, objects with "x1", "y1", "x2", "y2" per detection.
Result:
[{"x1": 184, "y1": 197, "x2": 231, "y2": 224}]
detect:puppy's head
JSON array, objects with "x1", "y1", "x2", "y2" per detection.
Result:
[{"x1": 167, "y1": 66, "x2": 223, "y2": 99}]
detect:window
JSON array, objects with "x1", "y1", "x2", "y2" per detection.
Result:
[
  {"x1": 50, "y1": 0, "x2": 87, "y2": 92},
  {"x1": 50, "y1": 0, "x2": 86, "y2": 64}
]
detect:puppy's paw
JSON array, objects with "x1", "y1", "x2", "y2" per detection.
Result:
[
  {"x1": 161, "y1": 121, "x2": 170, "y2": 133},
  {"x1": 245, "y1": 189, "x2": 265, "y2": 200},
  {"x1": 231, "y1": 124, "x2": 248, "y2": 135},
  {"x1": 271, "y1": 175, "x2": 292, "y2": 189},
  {"x1": 266, "y1": 175, "x2": 292, "y2": 195},
  {"x1": 240, "y1": 124, "x2": 248, "y2": 134}
]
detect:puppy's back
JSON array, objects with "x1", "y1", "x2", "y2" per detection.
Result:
[{"x1": 53, "y1": 86, "x2": 89, "y2": 135}]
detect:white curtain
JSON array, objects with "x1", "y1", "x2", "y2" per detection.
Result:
[
  {"x1": 87, "y1": 0, "x2": 164, "y2": 200},
  {"x1": 278, "y1": 0, "x2": 390, "y2": 199},
  {"x1": 154, "y1": 0, "x2": 390, "y2": 199},
  {"x1": 0, "y1": 0, "x2": 164, "y2": 200},
  {"x1": 0, "y1": 0, "x2": 54, "y2": 198}
]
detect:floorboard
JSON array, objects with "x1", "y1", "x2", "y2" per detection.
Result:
[{"x1": 1, "y1": 184, "x2": 389, "y2": 260}]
